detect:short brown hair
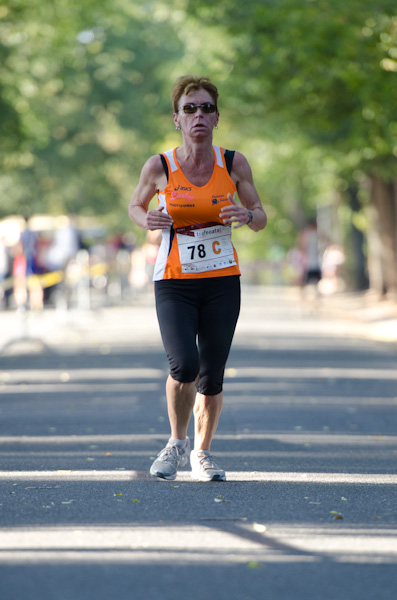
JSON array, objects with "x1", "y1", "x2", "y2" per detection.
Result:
[{"x1": 171, "y1": 75, "x2": 219, "y2": 113}]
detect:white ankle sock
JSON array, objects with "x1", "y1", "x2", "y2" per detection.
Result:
[{"x1": 169, "y1": 437, "x2": 187, "y2": 448}]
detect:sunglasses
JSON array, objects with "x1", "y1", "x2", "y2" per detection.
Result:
[{"x1": 179, "y1": 103, "x2": 217, "y2": 114}]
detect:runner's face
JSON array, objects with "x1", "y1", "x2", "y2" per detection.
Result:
[{"x1": 174, "y1": 89, "x2": 219, "y2": 138}]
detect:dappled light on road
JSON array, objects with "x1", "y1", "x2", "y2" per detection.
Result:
[{"x1": 0, "y1": 522, "x2": 397, "y2": 566}]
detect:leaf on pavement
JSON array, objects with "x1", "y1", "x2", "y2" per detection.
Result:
[
  {"x1": 214, "y1": 495, "x2": 229, "y2": 503},
  {"x1": 247, "y1": 561, "x2": 265, "y2": 569},
  {"x1": 330, "y1": 510, "x2": 343, "y2": 520}
]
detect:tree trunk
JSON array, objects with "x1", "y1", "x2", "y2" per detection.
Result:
[
  {"x1": 368, "y1": 175, "x2": 397, "y2": 297},
  {"x1": 348, "y1": 186, "x2": 369, "y2": 290}
]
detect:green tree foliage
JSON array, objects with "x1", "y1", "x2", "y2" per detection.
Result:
[
  {"x1": 0, "y1": 1, "x2": 184, "y2": 222},
  {"x1": 187, "y1": 0, "x2": 397, "y2": 165},
  {"x1": 186, "y1": 0, "x2": 397, "y2": 292}
]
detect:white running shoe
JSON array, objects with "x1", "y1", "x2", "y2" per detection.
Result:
[
  {"x1": 150, "y1": 437, "x2": 190, "y2": 480},
  {"x1": 190, "y1": 450, "x2": 226, "y2": 482}
]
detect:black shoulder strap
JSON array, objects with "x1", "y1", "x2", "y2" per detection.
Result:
[
  {"x1": 224, "y1": 149, "x2": 235, "y2": 175},
  {"x1": 160, "y1": 154, "x2": 169, "y2": 182}
]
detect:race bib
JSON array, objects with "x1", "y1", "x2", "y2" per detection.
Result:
[{"x1": 176, "y1": 222, "x2": 237, "y2": 273}]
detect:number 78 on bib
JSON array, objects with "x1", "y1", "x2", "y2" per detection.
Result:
[{"x1": 176, "y1": 224, "x2": 237, "y2": 274}]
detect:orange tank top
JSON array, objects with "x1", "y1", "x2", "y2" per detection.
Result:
[{"x1": 153, "y1": 145, "x2": 241, "y2": 280}]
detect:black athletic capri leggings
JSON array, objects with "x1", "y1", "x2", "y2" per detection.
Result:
[{"x1": 155, "y1": 275, "x2": 241, "y2": 396}]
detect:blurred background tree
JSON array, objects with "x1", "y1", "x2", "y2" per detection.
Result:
[
  {"x1": 1, "y1": 0, "x2": 396, "y2": 293},
  {"x1": 0, "y1": 0, "x2": 184, "y2": 228},
  {"x1": 186, "y1": 0, "x2": 397, "y2": 294}
]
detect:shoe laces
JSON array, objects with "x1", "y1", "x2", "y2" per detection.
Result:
[
  {"x1": 157, "y1": 443, "x2": 184, "y2": 464},
  {"x1": 196, "y1": 452, "x2": 219, "y2": 471}
]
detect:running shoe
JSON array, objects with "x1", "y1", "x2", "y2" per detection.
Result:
[
  {"x1": 190, "y1": 450, "x2": 226, "y2": 482},
  {"x1": 150, "y1": 437, "x2": 190, "y2": 480}
]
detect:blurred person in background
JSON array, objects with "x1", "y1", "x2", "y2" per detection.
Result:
[
  {"x1": 12, "y1": 240, "x2": 27, "y2": 310},
  {"x1": 46, "y1": 215, "x2": 81, "y2": 272},
  {"x1": 142, "y1": 229, "x2": 162, "y2": 286},
  {"x1": 321, "y1": 244, "x2": 346, "y2": 294},
  {"x1": 299, "y1": 218, "x2": 322, "y2": 290},
  {"x1": 129, "y1": 74, "x2": 267, "y2": 482},
  {"x1": 0, "y1": 234, "x2": 8, "y2": 282},
  {"x1": 12, "y1": 216, "x2": 43, "y2": 311},
  {"x1": 0, "y1": 234, "x2": 10, "y2": 308}
]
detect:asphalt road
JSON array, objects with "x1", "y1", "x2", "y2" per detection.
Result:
[{"x1": 0, "y1": 286, "x2": 396, "y2": 600}]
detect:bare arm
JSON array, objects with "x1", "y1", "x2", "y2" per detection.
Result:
[
  {"x1": 128, "y1": 155, "x2": 173, "y2": 231},
  {"x1": 219, "y1": 152, "x2": 267, "y2": 232}
]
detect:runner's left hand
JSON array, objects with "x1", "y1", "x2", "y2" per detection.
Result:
[{"x1": 220, "y1": 194, "x2": 251, "y2": 229}]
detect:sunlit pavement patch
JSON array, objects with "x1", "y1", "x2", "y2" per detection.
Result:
[
  {"x1": 0, "y1": 524, "x2": 396, "y2": 565},
  {"x1": 0, "y1": 470, "x2": 397, "y2": 484}
]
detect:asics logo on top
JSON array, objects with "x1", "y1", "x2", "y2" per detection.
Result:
[{"x1": 174, "y1": 185, "x2": 192, "y2": 191}]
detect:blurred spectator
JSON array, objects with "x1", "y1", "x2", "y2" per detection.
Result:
[
  {"x1": 142, "y1": 230, "x2": 161, "y2": 284},
  {"x1": 13, "y1": 217, "x2": 43, "y2": 311},
  {"x1": 129, "y1": 231, "x2": 161, "y2": 295},
  {"x1": 0, "y1": 234, "x2": 10, "y2": 307},
  {"x1": 20, "y1": 216, "x2": 37, "y2": 277},
  {"x1": 286, "y1": 246, "x2": 306, "y2": 286},
  {"x1": 46, "y1": 215, "x2": 81, "y2": 271},
  {"x1": 129, "y1": 246, "x2": 148, "y2": 294},
  {"x1": 320, "y1": 244, "x2": 346, "y2": 294},
  {"x1": 12, "y1": 241, "x2": 28, "y2": 310},
  {"x1": 0, "y1": 234, "x2": 8, "y2": 282},
  {"x1": 299, "y1": 219, "x2": 323, "y2": 288}
]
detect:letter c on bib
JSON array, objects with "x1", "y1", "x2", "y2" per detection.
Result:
[{"x1": 212, "y1": 240, "x2": 221, "y2": 255}]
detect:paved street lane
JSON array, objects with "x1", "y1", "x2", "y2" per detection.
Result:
[{"x1": 0, "y1": 287, "x2": 396, "y2": 600}]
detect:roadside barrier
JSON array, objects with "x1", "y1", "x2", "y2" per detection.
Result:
[{"x1": 0, "y1": 263, "x2": 109, "y2": 293}]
